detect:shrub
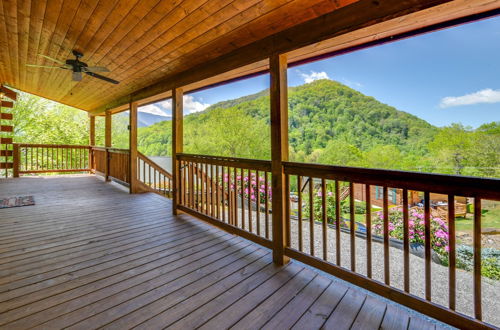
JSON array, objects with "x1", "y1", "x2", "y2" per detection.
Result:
[
  {"x1": 455, "y1": 245, "x2": 500, "y2": 280},
  {"x1": 371, "y1": 207, "x2": 449, "y2": 257}
]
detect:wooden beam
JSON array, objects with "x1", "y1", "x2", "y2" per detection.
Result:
[
  {"x1": 270, "y1": 53, "x2": 289, "y2": 266},
  {"x1": 0, "y1": 113, "x2": 13, "y2": 120},
  {"x1": 129, "y1": 102, "x2": 138, "y2": 193},
  {"x1": 91, "y1": 0, "x2": 453, "y2": 114},
  {"x1": 1, "y1": 101, "x2": 13, "y2": 108},
  {"x1": 0, "y1": 138, "x2": 12, "y2": 144},
  {"x1": 0, "y1": 162, "x2": 13, "y2": 169},
  {"x1": 13, "y1": 144, "x2": 19, "y2": 178},
  {"x1": 0, "y1": 125, "x2": 13, "y2": 132},
  {"x1": 104, "y1": 111, "x2": 112, "y2": 181},
  {"x1": 0, "y1": 85, "x2": 17, "y2": 101},
  {"x1": 172, "y1": 88, "x2": 183, "y2": 215}
]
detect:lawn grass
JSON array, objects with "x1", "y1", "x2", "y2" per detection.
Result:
[{"x1": 455, "y1": 207, "x2": 500, "y2": 233}]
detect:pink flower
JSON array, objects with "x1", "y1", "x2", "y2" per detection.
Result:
[
  {"x1": 317, "y1": 191, "x2": 322, "y2": 197},
  {"x1": 251, "y1": 181, "x2": 256, "y2": 185},
  {"x1": 445, "y1": 246, "x2": 450, "y2": 252},
  {"x1": 251, "y1": 194, "x2": 255, "y2": 200},
  {"x1": 328, "y1": 192, "x2": 333, "y2": 196}
]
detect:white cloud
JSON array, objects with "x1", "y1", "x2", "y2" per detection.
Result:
[
  {"x1": 299, "y1": 70, "x2": 330, "y2": 83},
  {"x1": 183, "y1": 95, "x2": 210, "y2": 114},
  {"x1": 138, "y1": 103, "x2": 169, "y2": 117},
  {"x1": 138, "y1": 95, "x2": 210, "y2": 117},
  {"x1": 440, "y1": 88, "x2": 500, "y2": 108}
]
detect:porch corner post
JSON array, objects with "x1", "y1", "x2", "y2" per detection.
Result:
[
  {"x1": 270, "y1": 53, "x2": 290, "y2": 266},
  {"x1": 172, "y1": 88, "x2": 183, "y2": 215},
  {"x1": 105, "y1": 110, "x2": 112, "y2": 181},
  {"x1": 89, "y1": 114, "x2": 95, "y2": 172},
  {"x1": 129, "y1": 102, "x2": 138, "y2": 193}
]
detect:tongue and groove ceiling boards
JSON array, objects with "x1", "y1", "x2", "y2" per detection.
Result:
[{"x1": 0, "y1": 0, "x2": 498, "y2": 114}]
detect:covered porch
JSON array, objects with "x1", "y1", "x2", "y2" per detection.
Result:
[
  {"x1": 0, "y1": 175, "x2": 442, "y2": 329},
  {"x1": 1, "y1": 0, "x2": 500, "y2": 329}
]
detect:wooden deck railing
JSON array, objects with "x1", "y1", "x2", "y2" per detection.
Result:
[
  {"x1": 136, "y1": 152, "x2": 172, "y2": 198},
  {"x1": 91, "y1": 146, "x2": 130, "y2": 185},
  {"x1": 177, "y1": 153, "x2": 273, "y2": 249},
  {"x1": 282, "y1": 162, "x2": 500, "y2": 330},
  {"x1": 14, "y1": 143, "x2": 91, "y2": 175},
  {"x1": 176, "y1": 153, "x2": 500, "y2": 329}
]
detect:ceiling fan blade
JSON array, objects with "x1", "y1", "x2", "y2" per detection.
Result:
[
  {"x1": 38, "y1": 54, "x2": 65, "y2": 65},
  {"x1": 85, "y1": 71, "x2": 119, "y2": 84},
  {"x1": 72, "y1": 71, "x2": 83, "y2": 82},
  {"x1": 85, "y1": 66, "x2": 110, "y2": 73},
  {"x1": 26, "y1": 64, "x2": 60, "y2": 69}
]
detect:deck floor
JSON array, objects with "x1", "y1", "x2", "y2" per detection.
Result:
[{"x1": 0, "y1": 175, "x2": 445, "y2": 329}]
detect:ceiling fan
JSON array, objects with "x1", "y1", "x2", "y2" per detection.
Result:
[{"x1": 26, "y1": 50, "x2": 119, "y2": 84}]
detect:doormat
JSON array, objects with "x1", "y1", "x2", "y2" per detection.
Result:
[{"x1": 0, "y1": 196, "x2": 35, "y2": 209}]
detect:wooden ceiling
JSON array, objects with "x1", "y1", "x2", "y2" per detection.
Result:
[{"x1": 0, "y1": 0, "x2": 498, "y2": 114}]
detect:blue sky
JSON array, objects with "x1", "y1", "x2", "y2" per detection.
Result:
[{"x1": 140, "y1": 16, "x2": 500, "y2": 128}]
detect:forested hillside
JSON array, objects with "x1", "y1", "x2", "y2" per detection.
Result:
[
  {"x1": 136, "y1": 79, "x2": 499, "y2": 177},
  {"x1": 9, "y1": 80, "x2": 499, "y2": 178}
]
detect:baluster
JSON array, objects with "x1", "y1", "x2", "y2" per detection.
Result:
[
  {"x1": 366, "y1": 184, "x2": 372, "y2": 278},
  {"x1": 265, "y1": 171, "x2": 269, "y2": 239},
  {"x1": 322, "y1": 178, "x2": 327, "y2": 261},
  {"x1": 309, "y1": 177, "x2": 314, "y2": 256},
  {"x1": 384, "y1": 186, "x2": 390, "y2": 285},
  {"x1": 403, "y1": 188, "x2": 410, "y2": 292},
  {"x1": 201, "y1": 162, "x2": 205, "y2": 213},
  {"x1": 248, "y1": 169, "x2": 252, "y2": 233},
  {"x1": 256, "y1": 170, "x2": 260, "y2": 236},
  {"x1": 216, "y1": 164, "x2": 220, "y2": 219},
  {"x1": 240, "y1": 167, "x2": 245, "y2": 230},
  {"x1": 424, "y1": 191, "x2": 431, "y2": 300},
  {"x1": 350, "y1": 182, "x2": 355, "y2": 271},
  {"x1": 298, "y1": 175, "x2": 303, "y2": 252},
  {"x1": 448, "y1": 194, "x2": 456, "y2": 310},
  {"x1": 473, "y1": 198, "x2": 482, "y2": 320},
  {"x1": 221, "y1": 166, "x2": 225, "y2": 223},
  {"x1": 285, "y1": 173, "x2": 291, "y2": 246},
  {"x1": 335, "y1": 180, "x2": 341, "y2": 265},
  {"x1": 211, "y1": 164, "x2": 215, "y2": 218}
]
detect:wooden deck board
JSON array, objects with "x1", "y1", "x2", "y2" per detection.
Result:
[{"x1": 0, "y1": 175, "x2": 447, "y2": 329}]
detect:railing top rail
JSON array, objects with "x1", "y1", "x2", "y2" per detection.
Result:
[
  {"x1": 178, "y1": 153, "x2": 271, "y2": 172},
  {"x1": 91, "y1": 146, "x2": 130, "y2": 154},
  {"x1": 16, "y1": 143, "x2": 91, "y2": 149},
  {"x1": 138, "y1": 152, "x2": 172, "y2": 179},
  {"x1": 283, "y1": 161, "x2": 500, "y2": 201}
]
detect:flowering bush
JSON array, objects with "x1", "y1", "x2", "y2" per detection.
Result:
[
  {"x1": 222, "y1": 172, "x2": 272, "y2": 204},
  {"x1": 371, "y1": 207, "x2": 450, "y2": 257}
]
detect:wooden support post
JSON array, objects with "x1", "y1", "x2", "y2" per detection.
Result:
[
  {"x1": 13, "y1": 143, "x2": 19, "y2": 178},
  {"x1": 129, "y1": 102, "x2": 138, "y2": 193},
  {"x1": 89, "y1": 115, "x2": 95, "y2": 172},
  {"x1": 105, "y1": 111, "x2": 112, "y2": 181},
  {"x1": 172, "y1": 88, "x2": 183, "y2": 215},
  {"x1": 270, "y1": 53, "x2": 290, "y2": 265}
]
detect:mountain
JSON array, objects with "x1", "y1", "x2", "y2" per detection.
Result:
[
  {"x1": 135, "y1": 79, "x2": 499, "y2": 177},
  {"x1": 138, "y1": 79, "x2": 437, "y2": 157}
]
